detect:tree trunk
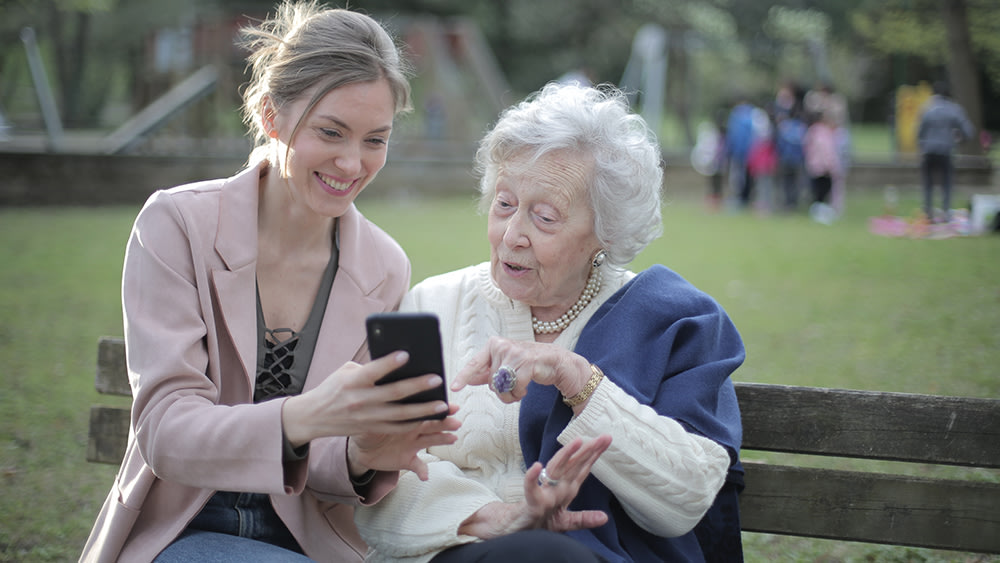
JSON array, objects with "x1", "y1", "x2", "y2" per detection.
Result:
[{"x1": 941, "y1": 0, "x2": 982, "y2": 155}]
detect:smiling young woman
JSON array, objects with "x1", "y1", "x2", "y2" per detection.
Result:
[{"x1": 80, "y1": 4, "x2": 460, "y2": 563}]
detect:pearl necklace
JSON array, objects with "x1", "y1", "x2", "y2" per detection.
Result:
[{"x1": 532, "y1": 267, "x2": 602, "y2": 334}]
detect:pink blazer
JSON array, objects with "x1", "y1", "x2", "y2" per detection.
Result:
[{"x1": 81, "y1": 162, "x2": 411, "y2": 562}]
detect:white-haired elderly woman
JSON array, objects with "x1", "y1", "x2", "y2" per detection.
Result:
[{"x1": 355, "y1": 82, "x2": 746, "y2": 562}]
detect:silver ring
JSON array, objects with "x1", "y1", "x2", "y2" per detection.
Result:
[
  {"x1": 538, "y1": 467, "x2": 559, "y2": 487},
  {"x1": 491, "y1": 365, "x2": 517, "y2": 394}
]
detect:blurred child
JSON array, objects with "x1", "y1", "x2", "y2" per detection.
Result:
[{"x1": 803, "y1": 111, "x2": 842, "y2": 223}]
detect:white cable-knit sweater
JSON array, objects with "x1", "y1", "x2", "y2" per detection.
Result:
[{"x1": 354, "y1": 263, "x2": 731, "y2": 562}]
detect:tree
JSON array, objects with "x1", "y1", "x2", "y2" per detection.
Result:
[
  {"x1": 941, "y1": 0, "x2": 983, "y2": 151},
  {"x1": 0, "y1": 0, "x2": 207, "y2": 128},
  {"x1": 853, "y1": 0, "x2": 997, "y2": 143}
]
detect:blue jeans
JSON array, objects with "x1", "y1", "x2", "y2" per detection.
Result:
[
  {"x1": 155, "y1": 530, "x2": 315, "y2": 562},
  {"x1": 155, "y1": 491, "x2": 311, "y2": 562}
]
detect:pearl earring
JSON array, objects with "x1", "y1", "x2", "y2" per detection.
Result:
[{"x1": 592, "y1": 249, "x2": 607, "y2": 269}]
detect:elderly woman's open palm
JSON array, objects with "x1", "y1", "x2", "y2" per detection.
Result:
[{"x1": 456, "y1": 435, "x2": 612, "y2": 540}]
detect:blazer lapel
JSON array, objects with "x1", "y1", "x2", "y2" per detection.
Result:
[
  {"x1": 212, "y1": 163, "x2": 266, "y2": 392},
  {"x1": 304, "y1": 204, "x2": 386, "y2": 391}
]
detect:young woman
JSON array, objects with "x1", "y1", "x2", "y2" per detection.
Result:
[{"x1": 81, "y1": 3, "x2": 457, "y2": 561}]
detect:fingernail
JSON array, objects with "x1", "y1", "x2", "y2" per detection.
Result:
[
  {"x1": 428, "y1": 375, "x2": 442, "y2": 387},
  {"x1": 395, "y1": 351, "x2": 409, "y2": 363},
  {"x1": 434, "y1": 402, "x2": 447, "y2": 412}
]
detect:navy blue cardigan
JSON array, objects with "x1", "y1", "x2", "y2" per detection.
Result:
[{"x1": 519, "y1": 265, "x2": 745, "y2": 562}]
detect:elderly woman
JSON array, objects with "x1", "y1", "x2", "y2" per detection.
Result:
[{"x1": 355, "y1": 83, "x2": 745, "y2": 562}]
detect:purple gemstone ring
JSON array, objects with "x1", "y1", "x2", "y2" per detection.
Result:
[{"x1": 491, "y1": 365, "x2": 517, "y2": 394}]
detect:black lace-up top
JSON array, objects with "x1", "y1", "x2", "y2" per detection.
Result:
[{"x1": 254, "y1": 221, "x2": 340, "y2": 403}]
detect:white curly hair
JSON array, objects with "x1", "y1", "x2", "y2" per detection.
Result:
[{"x1": 475, "y1": 82, "x2": 663, "y2": 266}]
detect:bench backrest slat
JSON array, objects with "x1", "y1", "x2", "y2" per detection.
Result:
[
  {"x1": 740, "y1": 461, "x2": 1000, "y2": 554},
  {"x1": 736, "y1": 382, "x2": 1000, "y2": 468},
  {"x1": 95, "y1": 337, "x2": 129, "y2": 396},
  {"x1": 87, "y1": 405, "x2": 130, "y2": 464}
]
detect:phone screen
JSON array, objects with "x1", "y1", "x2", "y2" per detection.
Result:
[{"x1": 366, "y1": 312, "x2": 447, "y2": 420}]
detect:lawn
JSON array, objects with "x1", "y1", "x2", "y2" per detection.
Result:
[{"x1": 1, "y1": 180, "x2": 998, "y2": 561}]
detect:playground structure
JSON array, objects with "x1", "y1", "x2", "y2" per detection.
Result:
[
  {"x1": 9, "y1": 16, "x2": 510, "y2": 158},
  {"x1": 1, "y1": 17, "x2": 993, "y2": 206}
]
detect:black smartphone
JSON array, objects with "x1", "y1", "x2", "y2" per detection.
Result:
[{"x1": 365, "y1": 312, "x2": 447, "y2": 420}]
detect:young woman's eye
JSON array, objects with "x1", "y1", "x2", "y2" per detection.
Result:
[
  {"x1": 366, "y1": 137, "x2": 387, "y2": 146},
  {"x1": 320, "y1": 128, "x2": 342, "y2": 139}
]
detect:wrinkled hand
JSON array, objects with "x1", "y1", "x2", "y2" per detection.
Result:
[
  {"x1": 457, "y1": 435, "x2": 612, "y2": 539},
  {"x1": 282, "y1": 351, "x2": 459, "y2": 477},
  {"x1": 452, "y1": 337, "x2": 592, "y2": 403}
]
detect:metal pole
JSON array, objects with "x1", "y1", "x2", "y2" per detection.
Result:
[{"x1": 21, "y1": 27, "x2": 64, "y2": 151}]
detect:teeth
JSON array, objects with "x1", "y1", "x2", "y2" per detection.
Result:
[{"x1": 317, "y1": 172, "x2": 351, "y2": 191}]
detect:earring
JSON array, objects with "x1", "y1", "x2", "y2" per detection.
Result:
[{"x1": 592, "y1": 249, "x2": 607, "y2": 268}]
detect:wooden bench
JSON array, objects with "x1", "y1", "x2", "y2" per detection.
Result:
[
  {"x1": 87, "y1": 337, "x2": 131, "y2": 465},
  {"x1": 88, "y1": 336, "x2": 1000, "y2": 555}
]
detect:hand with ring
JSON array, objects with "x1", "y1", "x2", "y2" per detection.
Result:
[
  {"x1": 489, "y1": 365, "x2": 518, "y2": 394},
  {"x1": 521, "y1": 434, "x2": 612, "y2": 532},
  {"x1": 453, "y1": 336, "x2": 593, "y2": 404},
  {"x1": 456, "y1": 434, "x2": 612, "y2": 540},
  {"x1": 538, "y1": 467, "x2": 559, "y2": 487}
]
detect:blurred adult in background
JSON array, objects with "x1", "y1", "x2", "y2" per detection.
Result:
[
  {"x1": 726, "y1": 94, "x2": 757, "y2": 209},
  {"x1": 804, "y1": 81, "x2": 848, "y2": 130},
  {"x1": 355, "y1": 82, "x2": 746, "y2": 563},
  {"x1": 691, "y1": 106, "x2": 728, "y2": 211},
  {"x1": 81, "y1": 3, "x2": 459, "y2": 561},
  {"x1": 772, "y1": 80, "x2": 803, "y2": 121},
  {"x1": 747, "y1": 107, "x2": 777, "y2": 214},
  {"x1": 918, "y1": 80, "x2": 976, "y2": 222},
  {"x1": 775, "y1": 108, "x2": 807, "y2": 211}
]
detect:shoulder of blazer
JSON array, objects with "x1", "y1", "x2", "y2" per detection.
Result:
[
  {"x1": 337, "y1": 204, "x2": 410, "y2": 297},
  {"x1": 136, "y1": 163, "x2": 263, "y2": 273}
]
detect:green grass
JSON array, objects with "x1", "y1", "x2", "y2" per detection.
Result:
[
  {"x1": 0, "y1": 208, "x2": 134, "y2": 562},
  {"x1": 2, "y1": 182, "x2": 999, "y2": 561}
]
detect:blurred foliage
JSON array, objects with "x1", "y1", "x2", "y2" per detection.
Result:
[
  {"x1": 854, "y1": 0, "x2": 1000, "y2": 85},
  {"x1": 1, "y1": 0, "x2": 997, "y2": 138}
]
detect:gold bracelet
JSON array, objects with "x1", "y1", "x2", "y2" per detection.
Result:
[{"x1": 562, "y1": 363, "x2": 604, "y2": 407}]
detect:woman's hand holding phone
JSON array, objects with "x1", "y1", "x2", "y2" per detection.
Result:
[{"x1": 280, "y1": 347, "x2": 459, "y2": 480}]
